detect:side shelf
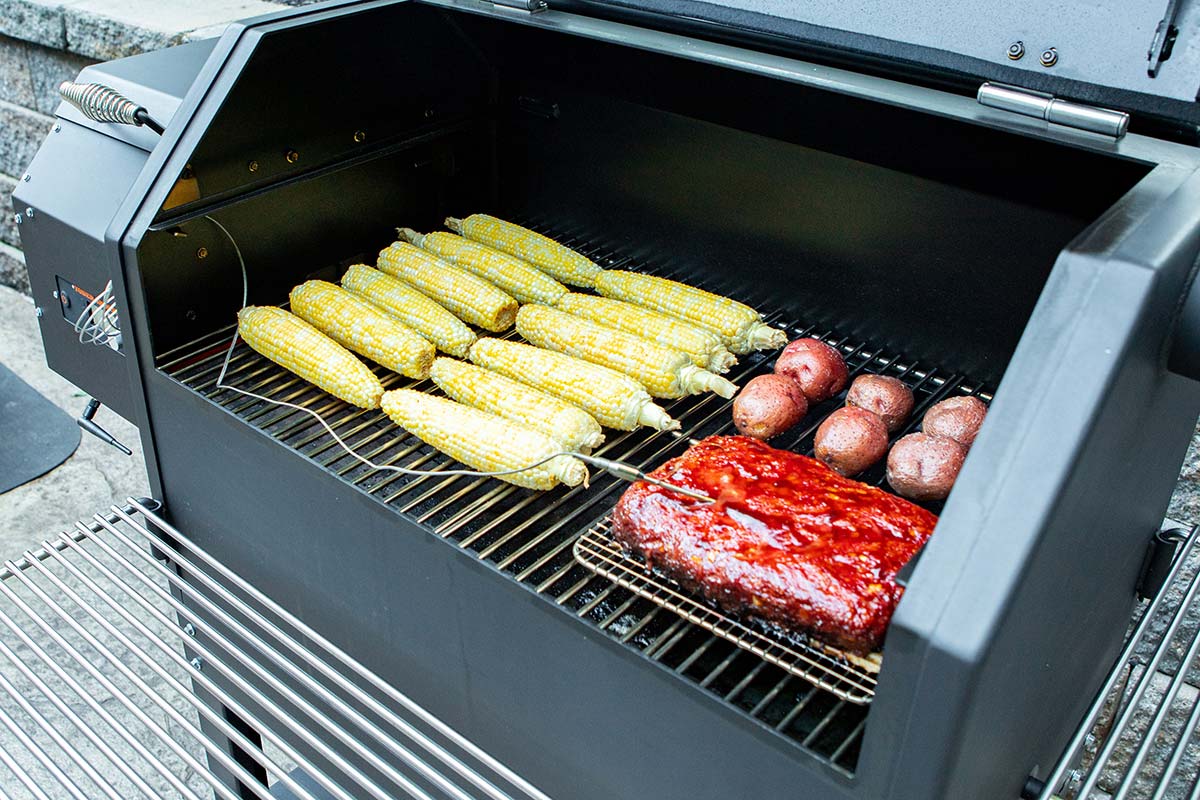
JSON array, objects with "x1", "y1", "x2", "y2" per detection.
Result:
[{"x1": 0, "y1": 499, "x2": 552, "y2": 800}]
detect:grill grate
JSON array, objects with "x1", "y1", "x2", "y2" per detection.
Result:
[
  {"x1": 157, "y1": 219, "x2": 992, "y2": 776},
  {"x1": 574, "y1": 517, "x2": 881, "y2": 704},
  {"x1": 0, "y1": 500, "x2": 551, "y2": 800}
]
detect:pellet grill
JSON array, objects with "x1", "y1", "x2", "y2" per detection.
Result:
[{"x1": 12, "y1": 1, "x2": 1200, "y2": 797}]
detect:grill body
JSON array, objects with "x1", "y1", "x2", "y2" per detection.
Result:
[{"x1": 15, "y1": 2, "x2": 1200, "y2": 798}]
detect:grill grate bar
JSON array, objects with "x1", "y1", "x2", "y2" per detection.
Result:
[
  {"x1": 0, "y1": 503, "x2": 554, "y2": 800},
  {"x1": 160, "y1": 219, "x2": 995, "y2": 775}
]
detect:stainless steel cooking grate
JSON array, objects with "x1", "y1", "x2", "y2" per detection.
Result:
[
  {"x1": 0, "y1": 500, "x2": 551, "y2": 800},
  {"x1": 1037, "y1": 525, "x2": 1200, "y2": 800},
  {"x1": 574, "y1": 516, "x2": 881, "y2": 704},
  {"x1": 156, "y1": 219, "x2": 992, "y2": 775}
]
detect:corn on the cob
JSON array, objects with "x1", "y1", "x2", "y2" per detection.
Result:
[
  {"x1": 236, "y1": 306, "x2": 384, "y2": 409},
  {"x1": 515, "y1": 304, "x2": 736, "y2": 400},
  {"x1": 594, "y1": 270, "x2": 786, "y2": 355},
  {"x1": 289, "y1": 280, "x2": 434, "y2": 379},
  {"x1": 340, "y1": 264, "x2": 476, "y2": 358},
  {"x1": 555, "y1": 293, "x2": 737, "y2": 374},
  {"x1": 469, "y1": 338, "x2": 678, "y2": 432},
  {"x1": 445, "y1": 214, "x2": 602, "y2": 289},
  {"x1": 398, "y1": 228, "x2": 568, "y2": 306},
  {"x1": 377, "y1": 242, "x2": 517, "y2": 332},
  {"x1": 380, "y1": 388, "x2": 586, "y2": 490},
  {"x1": 429, "y1": 357, "x2": 604, "y2": 454}
]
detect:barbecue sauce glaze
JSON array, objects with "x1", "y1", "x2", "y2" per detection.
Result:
[{"x1": 611, "y1": 436, "x2": 938, "y2": 653}]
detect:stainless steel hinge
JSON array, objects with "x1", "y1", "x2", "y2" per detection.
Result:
[
  {"x1": 977, "y1": 82, "x2": 1129, "y2": 139},
  {"x1": 491, "y1": 0, "x2": 547, "y2": 11}
]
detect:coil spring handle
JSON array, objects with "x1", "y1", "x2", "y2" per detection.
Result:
[{"x1": 58, "y1": 81, "x2": 164, "y2": 134}]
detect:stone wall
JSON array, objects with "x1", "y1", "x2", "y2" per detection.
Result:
[{"x1": 0, "y1": 0, "x2": 295, "y2": 293}]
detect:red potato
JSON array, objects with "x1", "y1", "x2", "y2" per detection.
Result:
[
  {"x1": 846, "y1": 374, "x2": 914, "y2": 433},
  {"x1": 774, "y1": 338, "x2": 849, "y2": 403},
  {"x1": 923, "y1": 395, "x2": 988, "y2": 449},
  {"x1": 813, "y1": 406, "x2": 889, "y2": 476},
  {"x1": 886, "y1": 432, "x2": 966, "y2": 502},
  {"x1": 732, "y1": 375, "x2": 809, "y2": 440}
]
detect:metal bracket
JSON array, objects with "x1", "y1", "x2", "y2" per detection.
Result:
[
  {"x1": 1147, "y1": 0, "x2": 1184, "y2": 77},
  {"x1": 491, "y1": 0, "x2": 547, "y2": 11},
  {"x1": 977, "y1": 82, "x2": 1129, "y2": 139}
]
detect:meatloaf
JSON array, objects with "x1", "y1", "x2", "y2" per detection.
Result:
[{"x1": 610, "y1": 436, "x2": 938, "y2": 653}]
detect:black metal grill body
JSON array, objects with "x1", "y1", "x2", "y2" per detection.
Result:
[{"x1": 14, "y1": 2, "x2": 1200, "y2": 798}]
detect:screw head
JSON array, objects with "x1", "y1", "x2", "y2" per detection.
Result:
[
  {"x1": 24, "y1": 207, "x2": 33, "y2": 219},
  {"x1": 1066, "y1": 768, "x2": 1084, "y2": 786},
  {"x1": 1007, "y1": 41, "x2": 1025, "y2": 60},
  {"x1": 185, "y1": 309, "x2": 197, "y2": 321},
  {"x1": 52, "y1": 290, "x2": 59, "y2": 299},
  {"x1": 189, "y1": 657, "x2": 204, "y2": 671},
  {"x1": 22, "y1": 173, "x2": 30, "y2": 182},
  {"x1": 1040, "y1": 47, "x2": 1058, "y2": 67},
  {"x1": 13, "y1": 214, "x2": 21, "y2": 225},
  {"x1": 247, "y1": 160, "x2": 259, "y2": 173},
  {"x1": 423, "y1": 108, "x2": 434, "y2": 119},
  {"x1": 183, "y1": 623, "x2": 196, "y2": 637},
  {"x1": 285, "y1": 150, "x2": 299, "y2": 164},
  {"x1": 196, "y1": 247, "x2": 208, "y2": 260},
  {"x1": 1084, "y1": 732, "x2": 1098, "y2": 751},
  {"x1": 52, "y1": 124, "x2": 61, "y2": 133},
  {"x1": 353, "y1": 130, "x2": 366, "y2": 143},
  {"x1": 34, "y1": 307, "x2": 43, "y2": 318}
]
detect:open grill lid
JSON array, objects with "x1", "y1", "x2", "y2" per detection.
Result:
[{"x1": 561, "y1": 0, "x2": 1200, "y2": 134}]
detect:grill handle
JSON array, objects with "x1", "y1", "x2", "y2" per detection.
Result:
[{"x1": 58, "y1": 81, "x2": 164, "y2": 134}]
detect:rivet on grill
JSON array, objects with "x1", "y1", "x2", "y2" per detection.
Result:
[
  {"x1": 1084, "y1": 732, "x2": 1097, "y2": 751},
  {"x1": 190, "y1": 657, "x2": 204, "y2": 671},
  {"x1": 1065, "y1": 768, "x2": 1084, "y2": 787},
  {"x1": 353, "y1": 130, "x2": 366, "y2": 143},
  {"x1": 1040, "y1": 47, "x2": 1058, "y2": 67},
  {"x1": 183, "y1": 623, "x2": 196, "y2": 637},
  {"x1": 285, "y1": 150, "x2": 300, "y2": 164},
  {"x1": 248, "y1": 160, "x2": 259, "y2": 172},
  {"x1": 197, "y1": 247, "x2": 208, "y2": 260},
  {"x1": 1007, "y1": 41, "x2": 1025, "y2": 60}
]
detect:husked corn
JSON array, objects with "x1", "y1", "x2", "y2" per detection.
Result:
[
  {"x1": 469, "y1": 337, "x2": 678, "y2": 432},
  {"x1": 594, "y1": 270, "x2": 786, "y2": 355},
  {"x1": 555, "y1": 292, "x2": 737, "y2": 374},
  {"x1": 289, "y1": 280, "x2": 434, "y2": 379},
  {"x1": 377, "y1": 242, "x2": 517, "y2": 332},
  {"x1": 236, "y1": 306, "x2": 384, "y2": 409},
  {"x1": 429, "y1": 357, "x2": 603, "y2": 454},
  {"x1": 516, "y1": 304, "x2": 737, "y2": 400},
  {"x1": 399, "y1": 228, "x2": 567, "y2": 306},
  {"x1": 340, "y1": 264, "x2": 476, "y2": 358},
  {"x1": 381, "y1": 389, "x2": 586, "y2": 490},
  {"x1": 445, "y1": 214, "x2": 602, "y2": 288}
]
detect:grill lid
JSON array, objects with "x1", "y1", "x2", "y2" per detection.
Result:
[{"x1": 561, "y1": 0, "x2": 1200, "y2": 131}]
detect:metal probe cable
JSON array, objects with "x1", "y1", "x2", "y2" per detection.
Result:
[{"x1": 207, "y1": 217, "x2": 713, "y2": 501}]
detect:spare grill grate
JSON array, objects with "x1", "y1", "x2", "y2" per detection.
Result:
[
  {"x1": 157, "y1": 219, "x2": 992, "y2": 777},
  {"x1": 1039, "y1": 525, "x2": 1200, "y2": 800},
  {"x1": 0, "y1": 500, "x2": 551, "y2": 800}
]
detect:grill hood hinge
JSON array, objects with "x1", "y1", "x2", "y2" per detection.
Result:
[
  {"x1": 977, "y1": 82, "x2": 1130, "y2": 139},
  {"x1": 491, "y1": 0, "x2": 548, "y2": 12}
]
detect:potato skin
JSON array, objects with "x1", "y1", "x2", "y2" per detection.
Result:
[
  {"x1": 846, "y1": 375, "x2": 914, "y2": 433},
  {"x1": 886, "y1": 432, "x2": 966, "y2": 501},
  {"x1": 774, "y1": 338, "x2": 848, "y2": 403},
  {"x1": 922, "y1": 395, "x2": 988, "y2": 449},
  {"x1": 732, "y1": 375, "x2": 809, "y2": 440},
  {"x1": 813, "y1": 406, "x2": 889, "y2": 476}
]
